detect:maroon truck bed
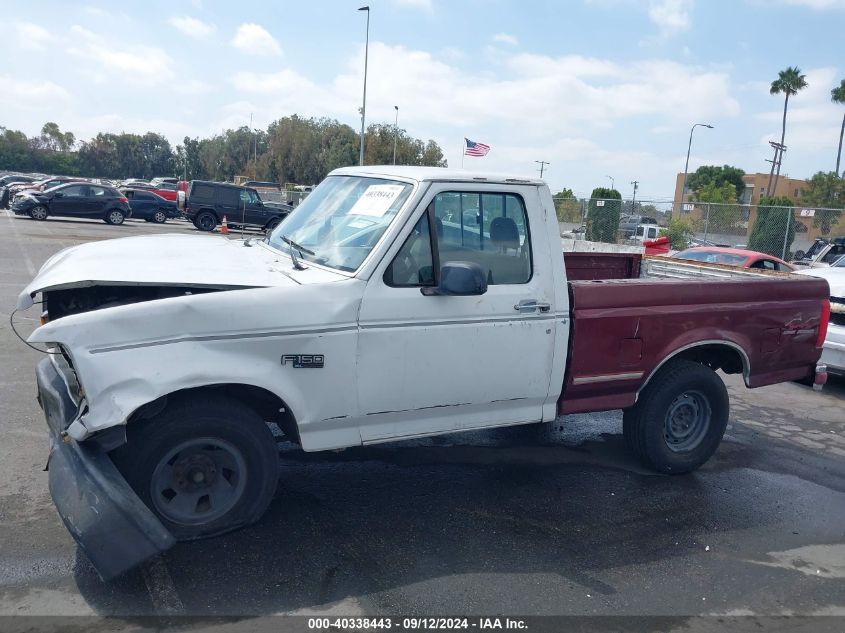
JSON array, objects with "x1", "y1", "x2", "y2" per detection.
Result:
[{"x1": 558, "y1": 274, "x2": 830, "y2": 415}]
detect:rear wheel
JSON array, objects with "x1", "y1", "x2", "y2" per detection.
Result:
[
  {"x1": 264, "y1": 217, "x2": 281, "y2": 232},
  {"x1": 622, "y1": 359, "x2": 729, "y2": 474},
  {"x1": 152, "y1": 209, "x2": 168, "y2": 224},
  {"x1": 195, "y1": 211, "x2": 217, "y2": 232},
  {"x1": 105, "y1": 209, "x2": 125, "y2": 225},
  {"x1": 111, "y1": 396, "x2": 279, "y2": 540},
  {"x1": 29, "y1": 205, "x2": 48, "y2": 221}
]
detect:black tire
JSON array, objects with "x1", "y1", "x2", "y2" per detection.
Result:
[
  {"x1": 152, "y1": 209, "x2": 168, "y2": 224},
  {"x1": 622, "y1": 359, "x2": 729, "y2": 474},
  {"x1": 105, "y1": 209, "x2": 126, "y2": 225},
  {"x1": 29, "y1": 205, "x2": 48, "y2": 221},
  {"x1": 111, "y1": 396, "x2": 279, "y2": 541},
  {"x1": 264, "y1": 217, "x2": 281, "y2": 232},
  {"x1": 195, "y1": 211, "x2": 217, "y2": 232}
]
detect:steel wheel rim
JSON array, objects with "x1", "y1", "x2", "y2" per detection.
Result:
[
  {"x1": 150, "y1": 437, "x2": 248, "y2": 525},
  {"x1": 154, "y1": 210, "x2": 166, "y2": 223},
  {"x1": 31, "y1": 206, "x2": 47, "y2": 220},
  {"x1": 663, "y1": 390, "x2": 711, "y2": 452},
  {"x1": 109, "y1": 210, "x2": 124, "y2": 224}
]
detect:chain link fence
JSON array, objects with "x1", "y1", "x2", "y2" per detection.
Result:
[{"x1": 553, "y1": 196, "x2": 845, "y2": 261}]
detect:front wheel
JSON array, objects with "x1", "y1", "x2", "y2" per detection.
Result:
[
  {"x1": 111, "y1": 396, "x2": 279, "y2": 540},
  {"x1": 105, "y1": 209, "x2": 126, "y2": 225},
  {"x1": 29, "y1": 205, "x2": 48, "y2": 221},
  {"x1": 623, "y1": 359, "x2": 729, "y2": 474},
  {"x1": 195, "y1": 211, "x2": 217, "y2": 232}
]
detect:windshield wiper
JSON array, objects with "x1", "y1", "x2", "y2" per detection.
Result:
[{"x1": 280, "y1": 236, "x2": 313, "y2": 270}]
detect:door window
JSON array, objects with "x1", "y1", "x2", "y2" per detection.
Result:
[
  {"x1": 822, "y1": 245, "x2": 845, "y2": 264},
  {"x1": 240, "y1": 189, "x2": 261, "y2": 204},
  {"x1": 60, "y1": 185, "x2": 87, "y2": 197},
  {"x1": 385, "y1": 192, "x2": 532, "y2": 286},
  {"x1": 218, "y1": 187, "x2": 239, "y2": 206},
  {"x1": 90, "y1": 187, "x2": 108, "y2": 197}
]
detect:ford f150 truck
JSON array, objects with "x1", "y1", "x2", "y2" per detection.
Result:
[{"x1": 16, "y1": 166, "x2": 830, "y2": 580}]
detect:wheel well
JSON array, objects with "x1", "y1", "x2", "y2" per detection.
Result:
[
  {"x1": 127, "y1": 383, "x2": 300, "y2": 445},
  {"x1": 638, "y1": 342, "x2": 749, "y2": 398}
]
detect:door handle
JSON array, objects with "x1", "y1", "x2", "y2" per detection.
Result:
[{"x1": 514, "y1": 299, "x2": 551, "y2": 313}]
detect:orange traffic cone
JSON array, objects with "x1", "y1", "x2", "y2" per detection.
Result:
[{"x1": 221, "y1": 215, "x2": 229, "y2": 236}]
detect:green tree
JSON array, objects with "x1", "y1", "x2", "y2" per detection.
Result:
[
  {"x1": 39, "y1": 122, "x2": 75, "y2": 152},
  {"x1": 659, "y1": 218, "x2": 695, "y2": 250},
  {"x1": 802, "y1": 171, "x2": 845, "y2": 235},
  {"x1": 552, "y1": 188, "x2": 581, "y2": 222},
  {"x1": 769, "y1": 66, "x2": 808, "y2": 193},
  {"x1": 693, "y1": 180, "x2": 740, "y2": 233},
  {"x1": 748, "y1": 196, "x2": 795, "y2": 257},
  {"x1": 832, "y1": 79, "x2": 845, "y2": 177},
  {"x1": 585, "y1": 187, "x2": 622, "y2": 242},
  {"x1": 686, "y1": 164, "x2": 746, "y2": 200}
]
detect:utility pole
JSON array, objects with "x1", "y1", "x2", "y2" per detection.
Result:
[
  {"x1": 606, "y1": 175, "x2": 614, "y2": 190},
  {"x1": 392, "y1": 105, "x2": 399, "y2": 165},
  {"x1": 766, "y1": 141, "x2": 787, "y2": 197},
  {"x1": 535, "y1": 160, "x2": 549, "y2": 178},
  {"x1": 358, "y1": 6, "x2": 370, "y2": 166},
  {"x1": 631, "y1": 180, "x2": 639, "y2": 213}
]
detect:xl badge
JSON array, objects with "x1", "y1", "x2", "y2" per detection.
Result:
[{"x1": 281, "y1": 354, "x2": 325, "y2": 369}]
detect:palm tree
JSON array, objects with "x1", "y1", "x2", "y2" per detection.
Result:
[
  {"x1": 832, "y1": 79, "x2": 845, "y2": 177},
  {"x1": 768, "y1": 66, "x2": 808, "y2": 193}
]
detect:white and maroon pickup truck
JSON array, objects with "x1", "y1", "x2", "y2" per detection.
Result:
[{"x1": 17, "y1": 166, "x2": 830, "y2": 580}]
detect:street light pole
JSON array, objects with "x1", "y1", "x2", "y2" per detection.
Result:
[
  {"x1": 606, "y1": 175, "x2": 614, "y2": 190},
  {"x1": 358, "y1": 6, "x2": 370, "y2": 166},
  {"x1": 631, "y1": 180, "x2": 639, "y2": 211},
  {"x1": 678, "y1": 123, "x2": 714, "y2": 218},
  {"x1": 393, "y1": 105, "x2": 399, "y2": 165}
]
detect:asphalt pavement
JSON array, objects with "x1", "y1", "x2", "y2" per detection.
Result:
[{"x1": 1, "y1": 211, "x2": 844, "y2": 623}]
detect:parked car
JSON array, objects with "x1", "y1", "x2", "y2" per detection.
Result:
[
  {"x1": 18, "y1": 166, "x2": 830, "y2": 579},
  {"x1": 184, "y1": 180, "x2": 290, "y2": 232},
  {"x1": 619, "y1": 214, "x2": 658, "y2": 237},
  {"x1": 795, "y1": 257, "x2": 845, "y2": 375},
  {"x1": 0, "y1": 175, "x2": 37, "y2": 208},
  {"x1": 627, "y1": 223, "x2": 661, "y2": 243},
  {"x1": 121, "y1": 188, "x2": 179, "y2": 223},
  {"x1": 124, "y1": 182, "x2": 178, "y2": 201},
  {"x1": 792, "y1": 237, "x2": 845, "y2": 269},
  {"x1": 243, "y1": 180, "x2": 282, "y2": 192},
  {"x1": 6, "y1": 176, "x2": 82, "y2": 207},
  {"x1": 673, "y1": 246, "x2": 795, "y2": 272},
  {"x1": 12, "y1": 182, "x2": 131, "y2": 224},
  {"x1": 150, "y1": 177, "x2": 178, "y2": 186}
]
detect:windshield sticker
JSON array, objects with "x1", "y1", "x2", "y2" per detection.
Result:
[{"x1": 348, "y1": 184, "x2": 406, "y2": 218}]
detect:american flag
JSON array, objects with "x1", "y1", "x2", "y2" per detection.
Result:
[{"x1": 464, "y1": 138, "x2": 490, "y2": 157}]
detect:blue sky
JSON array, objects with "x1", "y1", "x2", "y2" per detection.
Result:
[{"x1": 2, "y1": 0, "x2": 844, "y2": 200}]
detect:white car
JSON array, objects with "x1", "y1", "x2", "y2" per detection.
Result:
[{"x1": 796, "y1": 258, "x2": 845, "y2": 375}]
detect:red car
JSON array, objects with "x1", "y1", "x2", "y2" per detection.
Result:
[
  {"x1": 674, "y1": 246, "x2": 795, "y2": 272},
  {"x1": 125, "y1": 182, "x2": 178, "y2": 201}
]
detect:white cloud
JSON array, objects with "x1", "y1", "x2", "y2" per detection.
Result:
[
  {"x1": 231, "y1": 23, "x2": 282, "y2": 57},
  {"x1": 67, "y1": 25, "x2": 173, "y2": 83},
  {"x1": 492, "y1": 33, "x2": 519, "y2": 45},
  {"x1": 14, "y1": 22, "x2": 51, "y2": 52},
  {"x1": 778, "y1": 0, "x2": 845, "y2": 7},
  {"x1": 648, "y1": 0, "x2": 693, "y2": 35},
  {"x1": 0, "y1": 75, "x2": 72, "y2": 114},
  {"x1": 167, "y1": 16, "x2": 215, "y2": 39},
  {"x1": 174, "y1": 79, "x2": 212, "y2": 95}
]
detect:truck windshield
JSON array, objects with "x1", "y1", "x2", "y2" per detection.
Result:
[{"x1": 266, "y1": 176, "x2": 413, "y2": 272}]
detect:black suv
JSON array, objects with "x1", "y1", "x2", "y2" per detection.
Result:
[{"x1": 185, "y1": 181, "x2": 290, "y2": 232}]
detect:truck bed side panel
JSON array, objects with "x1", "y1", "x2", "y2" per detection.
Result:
[{"x1": 559, "y1": 276, "x2": 829, "y2": 415}]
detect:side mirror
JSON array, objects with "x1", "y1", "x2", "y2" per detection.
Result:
[{"x1": 421, "y1": 261, "x2": 488, "y2": 296}]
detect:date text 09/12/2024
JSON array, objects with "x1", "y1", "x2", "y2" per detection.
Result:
[{"x1": 307, "y1": 617, "x2": 528, "y2": 630}]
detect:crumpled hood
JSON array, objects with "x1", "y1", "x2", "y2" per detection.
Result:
[
  {"x1": 795, "y1": 267, "x2": 845, "y2": 298},
  {"x1": 17, "y1": 233, "x2": 341, "y2": 310}
]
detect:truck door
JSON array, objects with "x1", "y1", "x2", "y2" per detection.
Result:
[{"x1": 357, "y1": 184, "x2": 560, "y2": 442}]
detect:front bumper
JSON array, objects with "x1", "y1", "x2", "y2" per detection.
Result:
[{"x1": 36, "y1": 357, "x2": 175, "y2": 580}]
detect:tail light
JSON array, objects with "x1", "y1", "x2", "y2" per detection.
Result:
[
  {"x1": 119, "y1": 197, "x2": 128, "y2": 204},
  {"x1": 817, "y1": 299, "x2": 830, "y2": 348}
]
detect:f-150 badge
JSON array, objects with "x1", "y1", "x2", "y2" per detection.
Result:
[{"x1": 281, "y1": 354, "x2": 325, "y2": 368}]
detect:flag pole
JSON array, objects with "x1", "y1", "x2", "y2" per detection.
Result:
[{"x1": 461, "y1": 138, "x2": 465, "y2": 169}]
